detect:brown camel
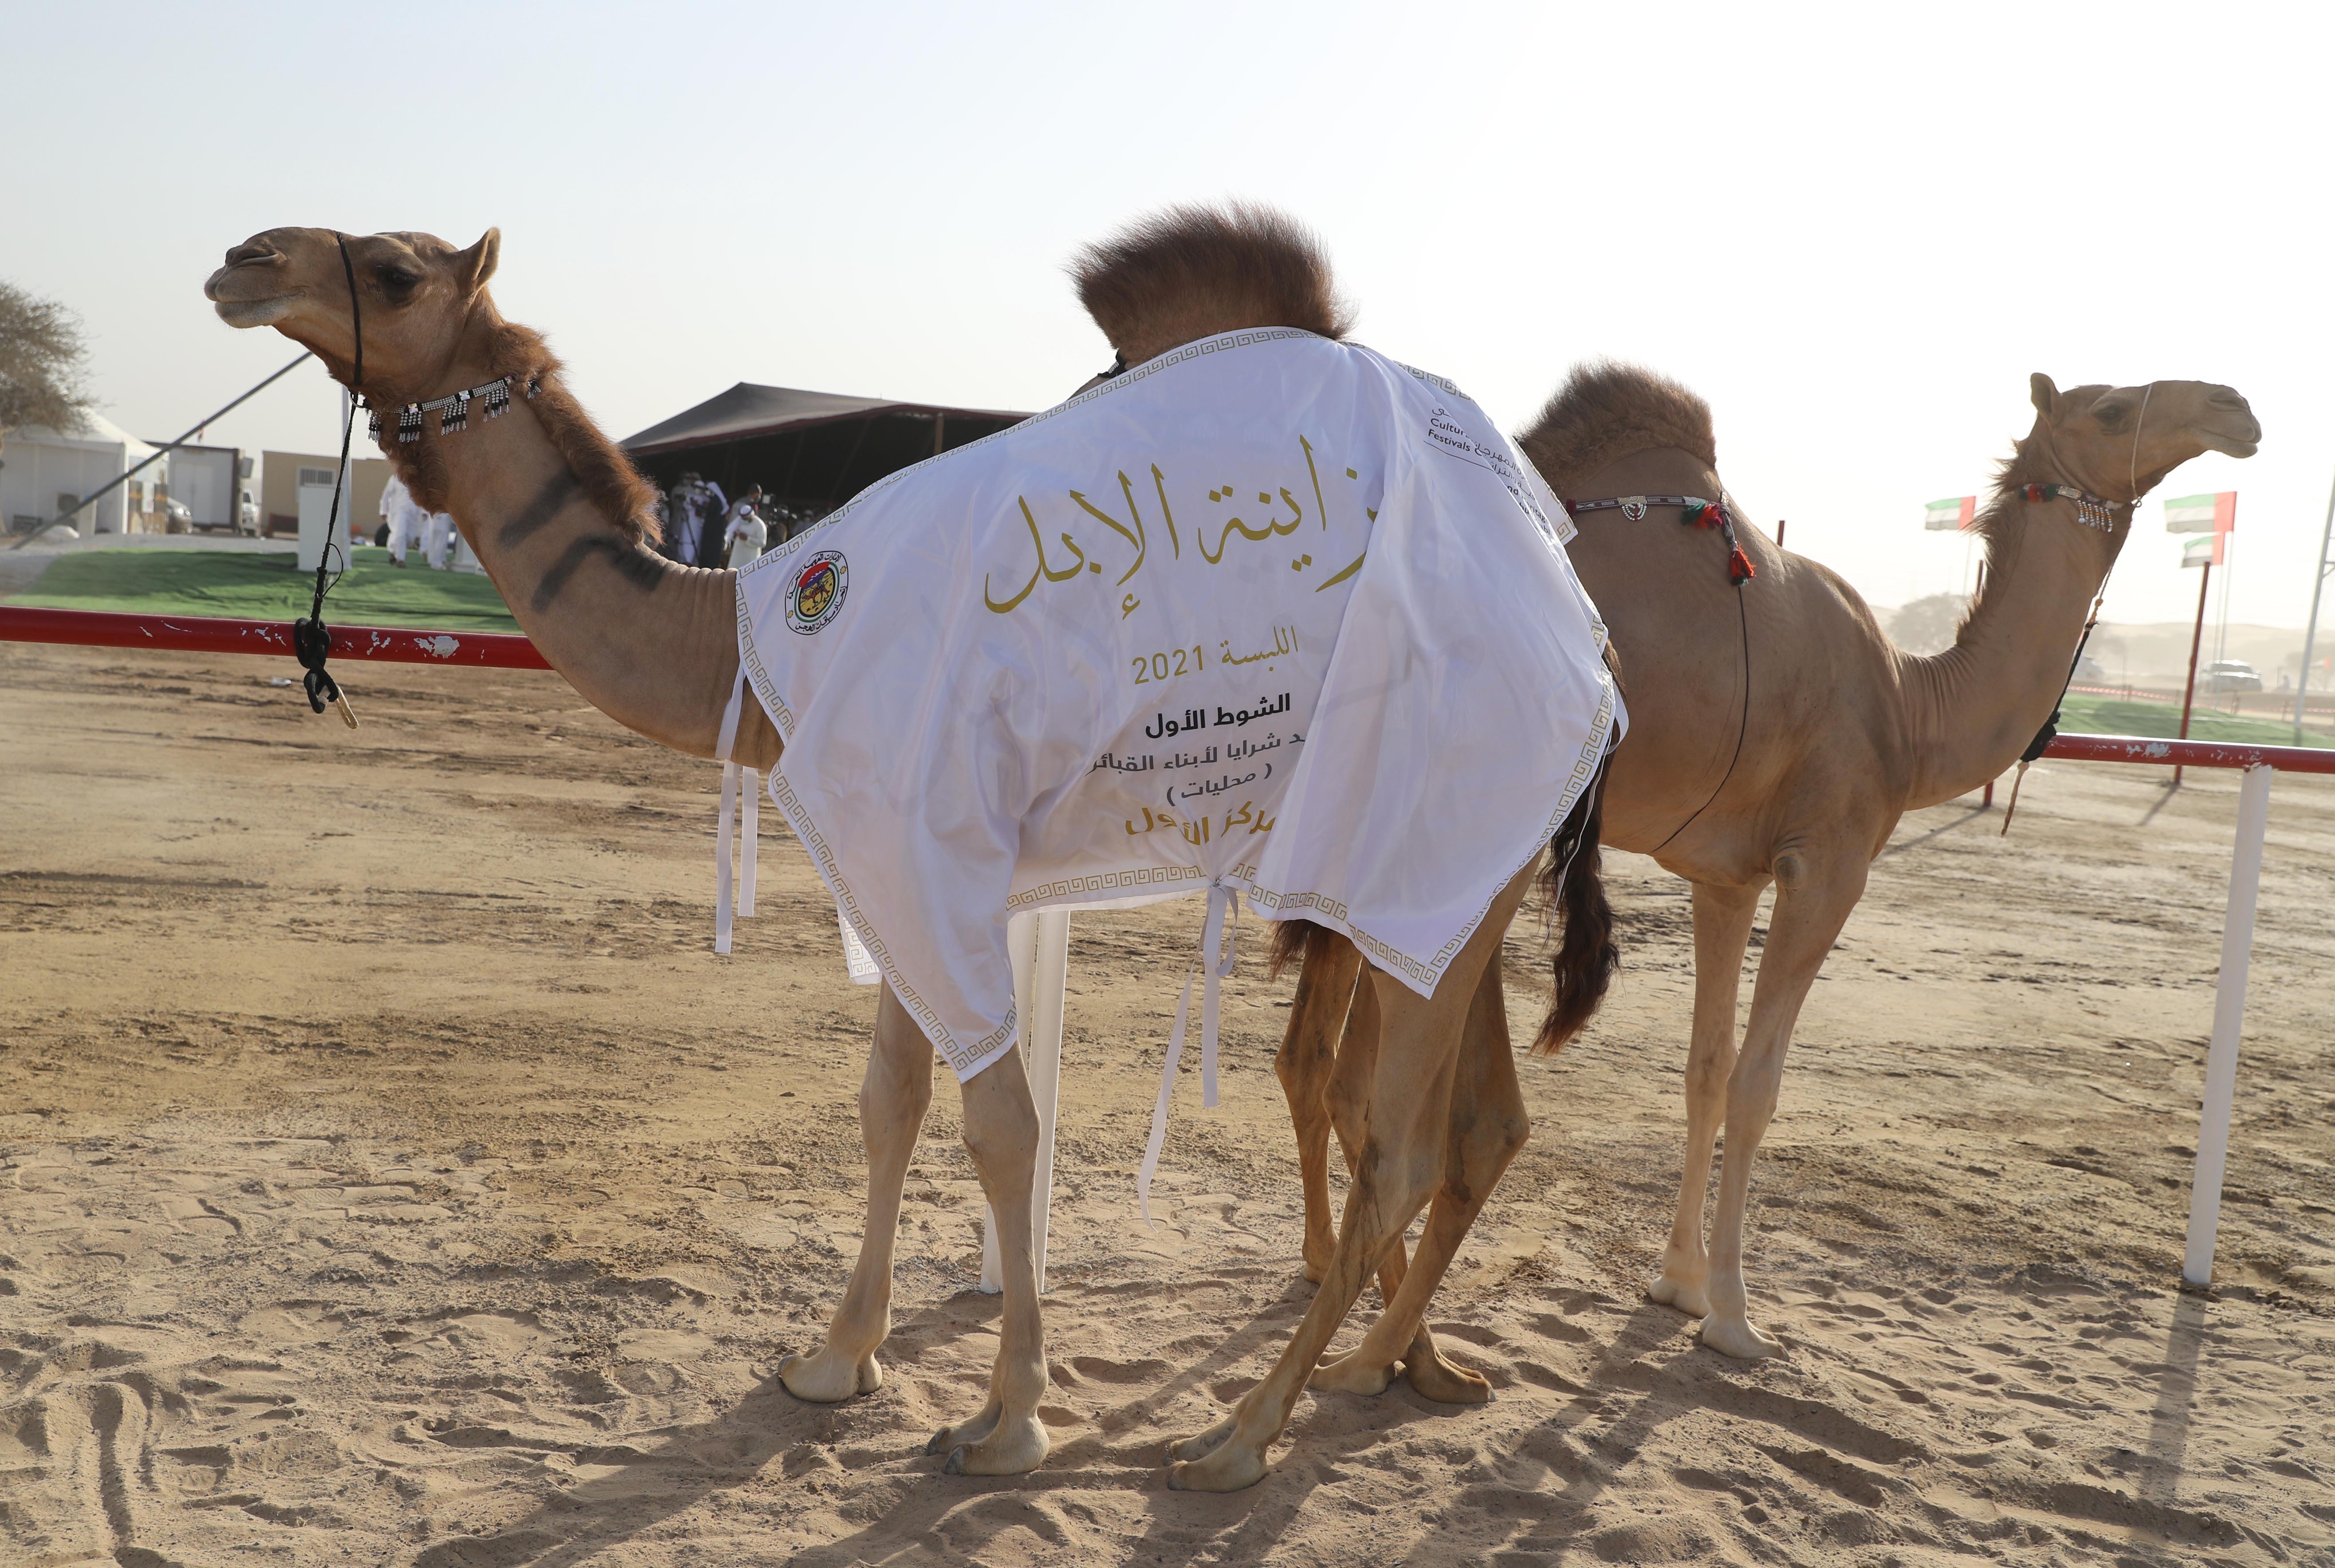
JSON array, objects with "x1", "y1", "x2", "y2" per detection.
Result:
[
  {"x1": 200, "y1": 210, "x2": 1614, "y2": 1489},
  {"x1": 1273, "y1": 362, "x2": 2260, "y2": 1366}
]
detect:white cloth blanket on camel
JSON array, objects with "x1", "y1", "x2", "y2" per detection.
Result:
[{"x1": 735, "y1": 329, "x2": 1621, "y2": 1086}]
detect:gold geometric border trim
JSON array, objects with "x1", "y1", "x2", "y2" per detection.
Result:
[{"x1": 1007, "y1": 863, "x2": 1206, "y2": 910}]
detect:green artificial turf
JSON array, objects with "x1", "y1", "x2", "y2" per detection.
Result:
[
  {"x1": 8, "y1": 547, "x2": 520, "y2": 633},
  {"x1": 2056, "y1": 692, "x2": 2332, "y2": 750}
]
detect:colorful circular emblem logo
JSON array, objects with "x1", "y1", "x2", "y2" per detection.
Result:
[{"x1": 786, "y1": 550, "x2": 848, "y2": 634}]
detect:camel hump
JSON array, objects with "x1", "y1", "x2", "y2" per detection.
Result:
[
  {"x1": 1518, "y1": 362, "x2": 1718, "y2": 494},
  {"x1": 1072, "y1": 202, "x2": 1354, "y2": 366}
]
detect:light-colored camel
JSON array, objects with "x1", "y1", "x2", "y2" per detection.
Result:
[
  {"x1": 1274, "y1": 363, "x2": 2260, "y2": 1363},
  {"x1": 201, "y1": 211, "x2": 1610, "y2": 1489}
]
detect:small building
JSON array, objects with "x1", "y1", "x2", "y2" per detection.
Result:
[
  {"x1": 0, "y1": 415, "x2": 161, "y2": 536},
  {"x1": 621, "y1": 384, "x2": 1030, "y2": 537},
  {"x1": 258, "y1": 451, "x2": 389, "y2": 540}
]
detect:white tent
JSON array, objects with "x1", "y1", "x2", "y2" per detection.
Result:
[{"x1": 0, "y1": 414, "x2": 161, "y2": 537}]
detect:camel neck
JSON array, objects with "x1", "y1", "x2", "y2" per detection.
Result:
[
  {"x1": 1897, "y1": 483, "x2": 2123, "y2": 807},
  {"x1": 424, "y1": 388, "x2": 743, "y2": 759}
]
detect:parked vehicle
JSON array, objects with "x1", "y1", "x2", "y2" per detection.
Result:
[{"x1": 2205, "y1": 660, "x2": 2264, "y2": 693}]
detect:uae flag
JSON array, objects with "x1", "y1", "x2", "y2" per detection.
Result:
[
  {"x1": 2166, "y1": 491, "x2": 2236, "y2": 566},
  {"x1": 2164, "y1": 491, "x2": 2237, "y2": 533},
  {"x1": 1923, "y1": 496, "x2": 1977, "y2": 531}
]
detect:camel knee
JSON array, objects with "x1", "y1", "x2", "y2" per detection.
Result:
[
  {"x1": 960, "y1": 1090, "x2": 1039, "y2": 1189},
  {"x1": 861, "y1": 1055, "x2": 933, "y2": 1121},
  {"x1": 1446, "y1": 1108, "x2": 1529, "y2": 1202},
  {"x1": 1486, "y1": 1109, "x2": 1531, "y2": 1165},
  {"x1": 1272, "y1": 1029, "x2": 1331, "y2": 1101},
  {"x1": 1684, "y1": 1049, "x2": 1735, "y2": 1102},
  {"x1": 1349, "y1": 1138, "x2": 1442, "y2": 1229}
]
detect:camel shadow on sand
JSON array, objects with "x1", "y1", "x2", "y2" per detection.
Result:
[
  {"x1": 410, "y1": 1276, "x2": 1678, "y2": 1566},
  {"x1": 406, "y1": 1273, "x2": 1309, "y2": 1567}
]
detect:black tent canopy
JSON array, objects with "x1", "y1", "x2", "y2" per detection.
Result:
[{"x1": 621, "y1": 383, "x2": 1030, "y2": 535}]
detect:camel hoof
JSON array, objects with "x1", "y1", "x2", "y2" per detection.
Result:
[
  {"x1": 1308, "y1": 1349, "x2": 1394, "y2": 1398},
  {"x1": 1168, "y1": 1444, "x2": 1270, "y2": 1493},
  {"x1": 1401, "y1": 1351, "x2": 1492, "y2": 1405},
  {"x1": 941, "y1": 1415, "x2": 1049, "y2": 1476},
  {"x1": 779, "y1": 1348, "x2": 880, "y2": 1403},
  {"x1": 1648, "y1": 1272, "x2": 1712, "y2": 1320},
  {"x1": 1698, "y1": 1312, "x2": 1784, "y2": 1360},
  {"x1": 1165, "y1": 1416, "x2": 1235, "y2": 1463},
  {"x1": 926, "y1": 1399, "x2": 1006, "y2": 1457}
]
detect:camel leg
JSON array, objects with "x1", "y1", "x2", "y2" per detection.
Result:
[
  {"x1": 1649, "y1": 880, "x2": 1764, "y2": 1319},
  {"x1": 780, "y1": 983, "x2": 932, "y2": 1401},
  {"x1": 1305, "y1": 966, "x2": 1484, "y2": 1403},
  {"x1": 1312, "y1": 953, "x2": 1523, "y2": 1404},
  {"x1": 1272, "y1": 930, "x2": 1362, "y2": 1283},
  {"x1": 925, "y1": 1045, "x2": 1050, "y2": 1474},
  {"x1": 1700, "y1": 853, "x2": 1867, "y2": 1360},
  {"x1": 1167, "y1": 866, "x2": 1530, "y2": 1492}
]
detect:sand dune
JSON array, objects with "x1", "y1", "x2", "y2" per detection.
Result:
[{"x1": 2, "y1": 640, "x2": 2330, "y2": 1565}]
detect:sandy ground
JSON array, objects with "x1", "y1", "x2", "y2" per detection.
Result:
[{"x1": 2, "y1": 639, "x2": 2331, "y2": 1568}]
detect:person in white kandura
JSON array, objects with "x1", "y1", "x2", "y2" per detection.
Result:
[
  {"x1": 379, "y1": 471, "x2": 430, "y2": 566},
  {"x1": 423, "y1": 506, "x2": 456, "y2": 569},
  {"x1": 723, "y1": 485, "x2": 769, "y2": 568},
  {"x1": 668, "y1": 471, "x2": 728, "y2": 568}
]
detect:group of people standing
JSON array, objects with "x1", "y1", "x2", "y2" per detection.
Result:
[
  {"x1": 379, "y1": 469, "x2": 787, "y2": 572},
  {"x1": 658, "y1": 471, "x2": 782, "y2": 570},
  {"x1": 377, "y1": 473, "x2": 459, "y2": 568}
]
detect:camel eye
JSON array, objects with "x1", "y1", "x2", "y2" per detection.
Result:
[
  {"x1": 2093, "y1": 404, "x2": 2124, "y2": 427},
  {"x1": 377, "y1": 267, "x2": 421, "y2": 301}
]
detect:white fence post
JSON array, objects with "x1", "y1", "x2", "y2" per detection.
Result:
[
  {"x1": 981, "y1": 909, "x2": 1071, "y2": 1294},
  {"x1": 2183, "y1": 763, "x2": 2274, "y2": 1287}
]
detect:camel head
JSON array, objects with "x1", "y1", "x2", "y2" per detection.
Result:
[
  {"x1": 204, "y1": 227, "x2": 502, "y2": 403},
  {"x1": 2024, "y1": 374, "x2": 2260, "y2": 503}
]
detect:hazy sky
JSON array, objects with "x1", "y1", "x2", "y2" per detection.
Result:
[{"x1": 8, "y1": 1, "x2": 2330, "y2": 631}]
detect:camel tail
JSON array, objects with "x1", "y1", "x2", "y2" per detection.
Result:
[
  {"x1": 1266, "y1": 914, "x2": 1337, "y2": 980},
  {"x1": 1534, "y1": 754, "x2": 1619, "y2": 1055}
]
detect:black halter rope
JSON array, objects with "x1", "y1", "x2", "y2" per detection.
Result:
[
  {"x1": 291, "y1": 234, "x2": 364, "y2": 727},
  {"x1": 1559, "y1": 493, "x2": 1758, "y2": 855}
]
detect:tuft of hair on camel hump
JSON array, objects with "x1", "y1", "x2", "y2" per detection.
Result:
[
  {"x1": 1072, "y1": 201, "x2": 1356, "y2": 369},
  {"x1": 1518, "y1": 361, "x2": 1717, "y2": 495}
]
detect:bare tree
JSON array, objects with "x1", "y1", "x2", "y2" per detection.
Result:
[{"x1": 0, "y1": 281, "x2": 94, "y2": 454}]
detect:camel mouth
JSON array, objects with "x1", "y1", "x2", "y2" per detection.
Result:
[
  {"x1": 212, "y1": 295, "x2": 297, "y2": 329},
  {"x1": 2198, "y1": 430, "x2": 2260, "y2": 460}
]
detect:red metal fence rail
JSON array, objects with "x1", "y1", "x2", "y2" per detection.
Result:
[{"x1": 0, "y1": 605, "x2": 550, "y2": 670}]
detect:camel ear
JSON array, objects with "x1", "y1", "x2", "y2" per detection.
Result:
[
  {"x1": 2029, "y1": 372, "x2": 2060, "y2": 418},
  {"x1": 456, "y1": 228, "x2": 501, "y2": 293}
]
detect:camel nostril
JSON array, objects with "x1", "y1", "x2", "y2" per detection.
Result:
[
  {"x1": 2209, "y1": 389, "x2": 2249, "y2": 411},
  {"x1": 224, "y1": 242, "x2": 280, "y2": 268}
]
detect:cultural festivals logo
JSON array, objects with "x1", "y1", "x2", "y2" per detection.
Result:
[{"x1": 787, "y1": 551, "x2": 849, "y2": 634}]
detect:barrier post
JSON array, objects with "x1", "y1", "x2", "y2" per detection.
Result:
[{"x1": 2183, "y1": 762, "x2": 2274, "y2": 1287}]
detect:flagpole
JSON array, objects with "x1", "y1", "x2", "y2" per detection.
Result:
[
  {"x1": 2295, "y1": 465, "x2": 2335, "y2": 744},
  {"x1": 2176, "y1": 557, "x2": 2212, "y2": 788}
]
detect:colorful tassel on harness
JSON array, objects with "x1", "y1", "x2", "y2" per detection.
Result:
[{"x1": 1728, "y1": 547, "x2": 1755, "y2": 584}]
